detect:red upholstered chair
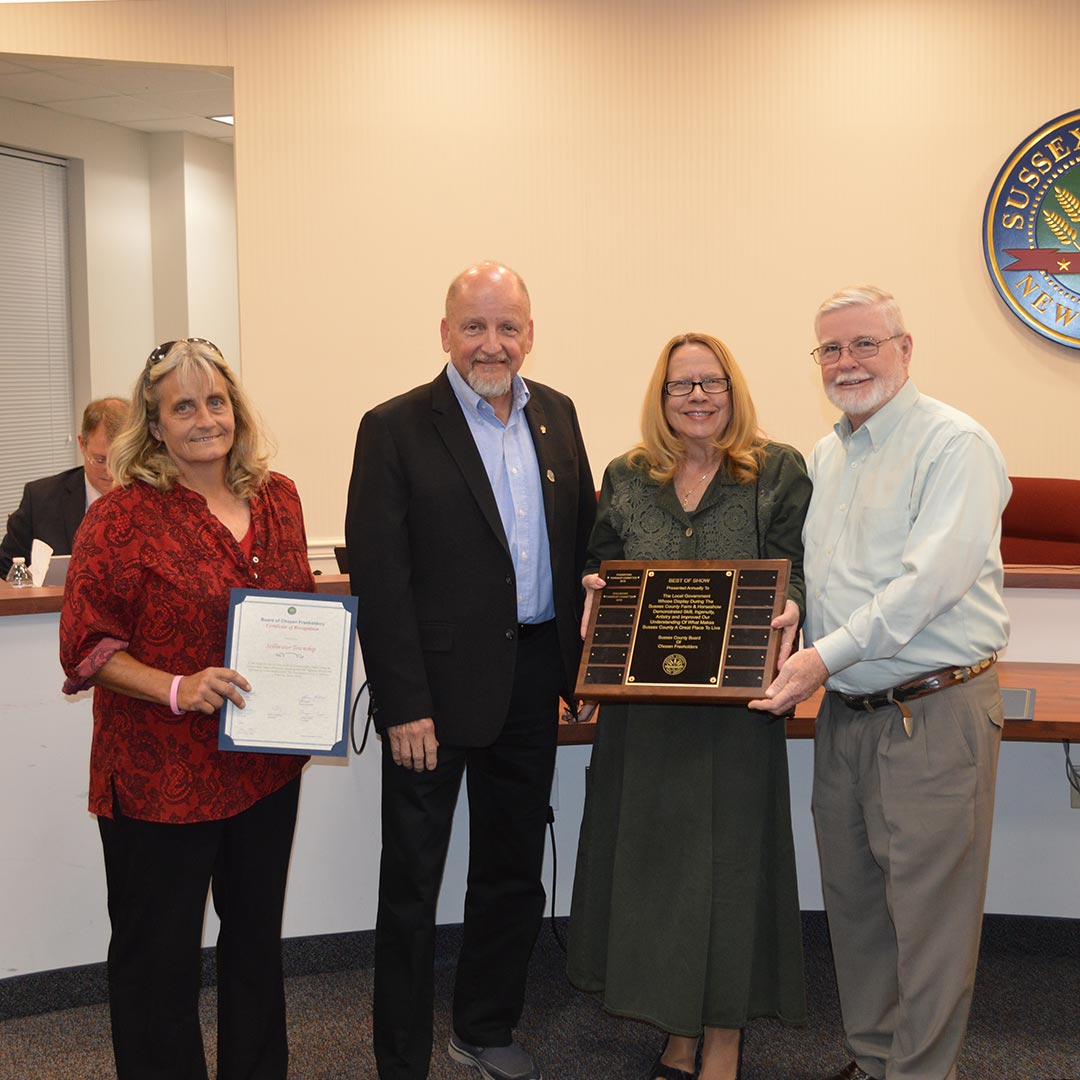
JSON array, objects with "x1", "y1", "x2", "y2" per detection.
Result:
[{"x1": 1000, "y1": 476, "x2": 1080, "y2": 565}]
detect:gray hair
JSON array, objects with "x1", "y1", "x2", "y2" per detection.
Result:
[{"x1": 814, "y1": 285, "x2": 906, "y2": 338}]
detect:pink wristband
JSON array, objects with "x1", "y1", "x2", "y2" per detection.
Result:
[{"x1": 169, "y1": 674, "x2": 183, "y2": 716}]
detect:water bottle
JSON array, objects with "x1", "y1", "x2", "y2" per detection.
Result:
[{"x1": 8, "y1": 557, "x2": 32, "y2": 588}]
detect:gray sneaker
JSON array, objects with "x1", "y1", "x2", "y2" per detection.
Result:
[{"x1": 448, "y1": 1034, "x2": 542, "y2": 1080}]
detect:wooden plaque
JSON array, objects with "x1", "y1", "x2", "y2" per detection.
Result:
[{"x1": 575, "y1": 559, "x2": 790, "y2": 705}]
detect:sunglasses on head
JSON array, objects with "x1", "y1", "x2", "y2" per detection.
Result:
[{"x1": 144, "y1": 338, "x2": 222, "y2": 386}]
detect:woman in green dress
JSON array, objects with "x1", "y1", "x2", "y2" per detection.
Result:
[{"x1": 567, "y1": 332, "x2": 811, "y2": 1080}]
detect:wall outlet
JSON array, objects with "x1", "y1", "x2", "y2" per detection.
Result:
[{"x1": 550, "y1": 767, "x2": 559, "y2": 812}]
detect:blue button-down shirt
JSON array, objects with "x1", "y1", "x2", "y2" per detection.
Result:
[
  {"x1": 446, "y1": 363, "x2": 554, "y2": 624},
  {"x1": 803, "y1": 378, "x2": 1011, "y2": 693}
]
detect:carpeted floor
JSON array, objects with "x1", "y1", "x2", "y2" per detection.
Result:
[{"x1": 1, "y1": 913, "x2": 1077, "y2": 1079}]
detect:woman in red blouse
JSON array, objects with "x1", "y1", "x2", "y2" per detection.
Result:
[{"x1": 60, "y1": 339, "x2": 316, "y2": 1080}]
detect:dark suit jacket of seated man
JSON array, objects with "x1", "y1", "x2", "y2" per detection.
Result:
[
  {"x1": 346, "y1": 261, "x2": 595, "y2": 1080},
  {"x1": 0, "y1": 397, "x2": 128, "y2": 579}
]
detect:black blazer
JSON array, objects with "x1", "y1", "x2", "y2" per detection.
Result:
[
  {"x1": 0, "y1": 465, "x2": 86, "y2": 579},
  {"x1": 346, "y1": 368, "x2": 596, "y2": 747}
]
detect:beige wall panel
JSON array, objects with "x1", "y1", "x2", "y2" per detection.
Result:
[
  {"x1": 3, "y1": 0, "x2": 1078, "y2": 546},
  {"x1": 0, "y1": 0, "x2": 228, "y2": 66}
]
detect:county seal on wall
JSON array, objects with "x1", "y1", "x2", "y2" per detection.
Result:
[{"x1": 984, "y1": 110, "x2": 1080, "y2": 348}]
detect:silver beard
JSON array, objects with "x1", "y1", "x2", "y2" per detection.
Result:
[
  {"x1": 466, "y1": 360, "x2": 514, "y2": 401},
  {"x1": 826, "y1": 368, "x2": 906, "y2": 423}
]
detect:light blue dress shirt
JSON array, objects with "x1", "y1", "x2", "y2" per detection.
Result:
[
  {"x1": 803, "y1": 378, "x2": 1011, "y2": 694},
  {"x1": 446, "y1": 362, "x2": 554, "y2": 624}
]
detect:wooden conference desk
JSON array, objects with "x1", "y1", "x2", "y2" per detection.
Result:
[
  {"x1": 1, "y1": 563, "x2": 1076, "y2": 980},
  {"x1": 4, "y1": 568, "x2": 1077, "y2": 746},
  {"x1": 557, "y1": 661, "x2": 1080, "y2": 745},
  {"x1": 557, "y1": 564, "x2": 1080, "y2": 747}
]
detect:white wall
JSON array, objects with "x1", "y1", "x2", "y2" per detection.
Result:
[
  {"x1": 2, "y1": 586, "x2": 1076, "y2": 979},
  {"x1": 0, "y1": 619, "x2": 382, "y2": 976},
  {"x1": 147, "y1": 130, "x2": 240, "y2": 370},
  {"x1": 148, "y1": 131, "x2": 190, "y2": 344},
  {"x1": 787, "y1": 584, "x2": 1080, "y2": 917},
  {"x1": 178, "y1": 131, "x2": 240, "y2": 366}
]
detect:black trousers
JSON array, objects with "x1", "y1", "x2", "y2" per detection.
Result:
[
  {"x1": 97, "y1": 775, "x2": 301, "y2": 1080},
  {"x1": 373, "y1": 623, "x2": 563, "y2": 1080}
]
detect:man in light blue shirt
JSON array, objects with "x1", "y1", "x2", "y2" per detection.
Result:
[
  {"x1": 444, "y1": 361, "x2": 555, "y2": 627},
  {"x1": 751, "y1": 286, "x2": 1010, "y2": 1080},
  {"x1": 347, "y1": 262, "x2": 595, "y2": 1080}
]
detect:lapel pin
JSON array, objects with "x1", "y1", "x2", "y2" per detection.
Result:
[
  {"x1": 539, "y1": 424, "x2": 547, "y2": 434},
  {"x1": 546, "y1": 469, "x2": 555, "y2": 482}
]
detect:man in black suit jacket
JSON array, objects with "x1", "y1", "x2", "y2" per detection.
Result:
[
  {"x1": 0, "y1": 397, "x2": 127, "y2": 579},
  {"x1": 346, "y1": 263, "x2": 595, "y2": 1080}
]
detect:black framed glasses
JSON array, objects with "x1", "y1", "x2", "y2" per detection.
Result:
[
  {"x1": 144, "y1": 338, "x2": 222, "y2": 385},
  {"x1": 811, "y1": 334, "x2": 902, "y2": 366},
  {"x1": 663, "y1": 377, "x2": 731, "y2": 396}
]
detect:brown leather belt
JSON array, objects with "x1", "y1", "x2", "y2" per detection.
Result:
[{"x1": 834, "y1": 656, "x2": 997, "y2": 736}]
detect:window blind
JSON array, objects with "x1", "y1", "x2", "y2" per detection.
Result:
[{"x1": 0, "y1": 147, "x2": 75, "y2": 520}]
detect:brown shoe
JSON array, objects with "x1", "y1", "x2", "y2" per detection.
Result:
[{"x1": 817, "y1": 1064, "x2": 875, "y2": 1080}]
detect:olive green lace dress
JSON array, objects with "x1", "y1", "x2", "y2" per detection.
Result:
[{"x1": 566, "y1": 443, "x2": 811, "y2": 1034}]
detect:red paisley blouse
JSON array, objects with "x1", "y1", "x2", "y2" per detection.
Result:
[{"x1": 60, "y1": 473, "x2": 316, "y2": 823}]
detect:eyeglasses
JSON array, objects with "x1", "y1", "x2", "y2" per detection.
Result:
[
  {"x1": 663, "y1": 377, "x2": 732, "y2": 396},
  {"x1": 144, "y1": 338, "x2": 222, "y2": 385},
  {"x1": 811, "y1": 334, "x2": 902, "y2": 366},
  {"x1": 82, "y1": 452, "x2": 108, "y2": 467}
]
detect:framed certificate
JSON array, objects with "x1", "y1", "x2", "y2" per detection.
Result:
[
  {"x1": 575, "y1": 559, "x2": 790, "y2": 705},
  {"x1": 219, "y1": 589, "x2": 358, "y2": 757}
]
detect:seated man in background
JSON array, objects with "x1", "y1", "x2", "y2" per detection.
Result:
[{"x1": 0, "y1": 397, "x2": 127, "y2": 578}]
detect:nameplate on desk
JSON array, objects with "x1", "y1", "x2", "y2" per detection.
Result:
[
  {"x1": 575, "y1": 559, "x2": 790, "y2": 705},
  {"x1": 1001, "y1": 686, "x2": 1036, "y2": 721}
]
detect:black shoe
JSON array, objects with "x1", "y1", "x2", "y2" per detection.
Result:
[
  {"x1": 816, "y1": 1063, "x2": 874, "y2": 1080},
  {"x1": 644, "y1": 1052, "x2": 696, "y2": 1080}
]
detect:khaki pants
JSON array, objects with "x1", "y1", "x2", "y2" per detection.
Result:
[{"x1": 812, "y1": 673, "x2": 1003, "y2": 1080}]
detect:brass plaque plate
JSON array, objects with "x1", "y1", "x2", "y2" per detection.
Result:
[{"x1": 575, "y1": 559, "x2": 790, "y2": 705}]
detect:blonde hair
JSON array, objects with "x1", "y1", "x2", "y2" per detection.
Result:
[
  {"x1": 628, "y1": 332, "x2": 766, "y2": 485},
  {"x1": 111, "y1": 340, "x2": 271, "y2": 497}
]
